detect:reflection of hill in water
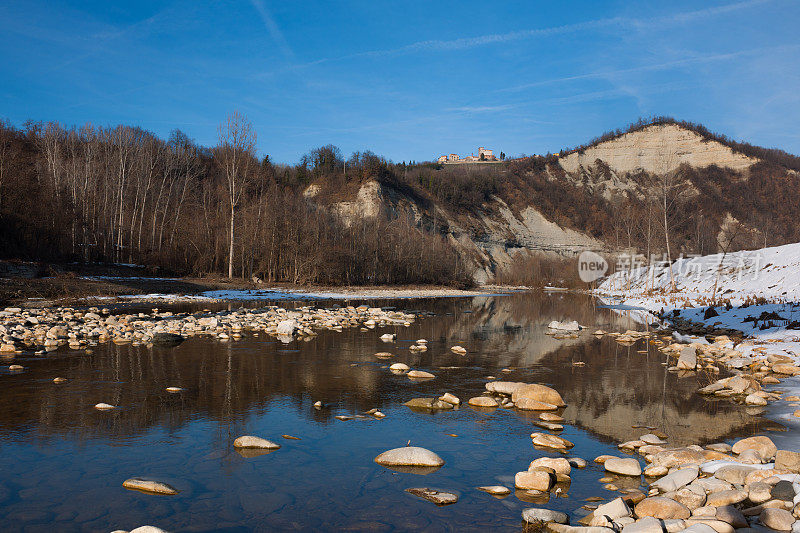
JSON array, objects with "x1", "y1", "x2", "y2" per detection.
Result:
[
  {"x1": 538, "y1": 340, "x2": 772, "y2": 446},
  {"x1": 0, "y1": 293, "x2": 768, "y2": 446}
]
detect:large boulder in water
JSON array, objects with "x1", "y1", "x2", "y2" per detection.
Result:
[
  {"x1": 374, "y1": 446, "x2": 444, "y2": 467},
  {"x1": 485, "y1": 381, "x2": 526, "y2": 396},
  {"x1": 233, "y1": 436, "x2": 281, "y2": 449},
  {"x1": 512, "y1": 383, "x2": 566, "y2": 407}
]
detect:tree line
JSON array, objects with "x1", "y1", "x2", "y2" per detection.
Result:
[{"x1": 0, "y1": 115, "x2": 469, "y2": 286}]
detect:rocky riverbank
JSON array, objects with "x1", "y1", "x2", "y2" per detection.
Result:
[
  {"x1": 0, "y1": 304, "x2": 417, "y2": 359},
  {"x1": 376, "y1": 321, "x2": 800, "y2": 532}
]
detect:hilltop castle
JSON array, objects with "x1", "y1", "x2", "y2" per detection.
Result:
[{"x1": 438, "y1": 147, "x2": 499, "y2": 164}]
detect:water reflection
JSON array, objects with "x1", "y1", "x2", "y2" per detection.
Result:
[{"x1": 0, "y1": 293, "x2": 777, "y2": 532}]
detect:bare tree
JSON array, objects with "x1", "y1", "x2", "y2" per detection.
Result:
[
  {"x1": 711, "y1": 217, "x2": 746, "y2": 304},
  {"x1": 215, "y1": 112, "x2": 257, "y2": 278},
  {"x1": 653, "y1": 142, "x2": 690, "y2": 292}
]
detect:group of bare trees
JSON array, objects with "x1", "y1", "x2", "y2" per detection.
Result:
[{"x1": 0, "y1": 114, "x2": 468, "y2": 286}]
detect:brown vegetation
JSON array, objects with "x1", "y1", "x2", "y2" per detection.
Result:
[{"x1": 0, "y1": 118, "x2": 469, "y2": 286}]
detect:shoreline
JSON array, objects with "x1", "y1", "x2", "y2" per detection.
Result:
[{"x1": 0, "y1": 272, "x2": 529, "y2": 307}]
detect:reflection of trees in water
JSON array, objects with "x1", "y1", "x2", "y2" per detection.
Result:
[{"x1": 0, "y1": 294, "x2": 771, "y2": 447}]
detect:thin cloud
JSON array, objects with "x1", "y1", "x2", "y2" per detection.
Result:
[
  {"x1": 446, "y1": 105, "x2": 515, "y2": 113},
  {"x1": 249, "y1": 0, "x2": 295, "y2": 63},
  {"x1": 295, "y1": 0, "x2": 771, "y2": 67},
  {"x1": 496, "y1": 45, "x2": 799, "y2": 94}
]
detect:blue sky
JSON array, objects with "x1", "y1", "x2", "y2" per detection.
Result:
[{"x1": 2, "y1": 0, "x2": 799, "y2": 163}]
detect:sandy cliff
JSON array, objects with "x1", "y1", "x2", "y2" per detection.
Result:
[{"x1": 560, "y1": 123, "x2": 758, "y2": 175}]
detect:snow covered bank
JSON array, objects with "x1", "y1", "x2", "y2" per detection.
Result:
[
  {"x1": 598, "y1": 241, "x2": 800, "y2": 306},
  {"x1": 596, "y1": 242, "x2": 800, "y2": 360}
]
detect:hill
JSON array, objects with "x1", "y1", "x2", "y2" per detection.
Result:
[{"x1": 1, "y1": 117, "x2": 799, "y2": 287}]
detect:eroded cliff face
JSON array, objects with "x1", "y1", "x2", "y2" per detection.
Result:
[
  {"x1": 559, "y1": 124, "x2": 758, "y2": 175},
  {"x1": 305, "y1": 124, "x2": 772, "y2": 283},
  {"x1": 317, "y1": 180, "x2": 600, "y2": 283}
]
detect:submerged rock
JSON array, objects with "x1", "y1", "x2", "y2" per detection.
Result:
[
  {"x1": 122, "y1": 478, "x2": 178, "y2": 495},
  {"x1": 477, "y1": 485, "x2": 511, "y2": 495},
  {"x1": 405, "y1": 487, "x2": 458, "y2": 505}
]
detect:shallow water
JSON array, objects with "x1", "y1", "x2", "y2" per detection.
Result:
[{"x1": 0, "y1": 293, "x2": 782, "y2": 532}]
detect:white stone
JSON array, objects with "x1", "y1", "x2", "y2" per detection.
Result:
[
  {"x1": 233, "y1": 436, "x2": 281, "y2": 449},
  {"x1": 374, "y1": 446, "x2": 444, "y2": 467},
  {"x1": 276, "y1": 319, "x2": 297, "y2": 336},
  {"x1": 652, "y1": 467, "x2": 699, "y2": 492},
  {"x1": 548, "y1": 320, "x2": 581, "y2": 331},
  {"x1": 605, "y1": 457, "x2": 642, "y2": 476}
]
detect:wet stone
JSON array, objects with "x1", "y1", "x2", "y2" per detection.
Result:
[
  {"x1": 522, "y1": 507, "x2": 569, "y2": 525},
  {"x1": 405, "y1": 488, "x2": 457, "y2": 506}
]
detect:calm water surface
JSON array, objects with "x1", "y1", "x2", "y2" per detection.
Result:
[{"x1": 0, "y1": 293, "x2": 780, "y2": 532}]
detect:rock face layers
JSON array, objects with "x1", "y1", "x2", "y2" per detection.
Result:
[
  {"x1": 321, "y1": 179, "x2": 600, "y2": 283},
  {"x1": 559, "y1": 124, "x2": 758, "y2": 175}
]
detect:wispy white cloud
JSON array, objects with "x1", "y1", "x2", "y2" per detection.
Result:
[
  {"x1": 295, "y1": 0, "x2": 772, "y2": 67},
  {"x1": 496, "y1": 45, "x2": 799, "y2": 94},
  {"x1": 249, "y1": 0, "x2": 295, "y2": 63},
  {"x1": 446, "y1": 105, "x2": 515, "y2": 113}
]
